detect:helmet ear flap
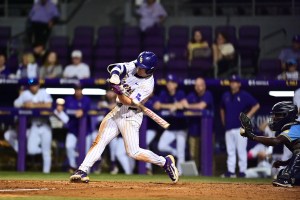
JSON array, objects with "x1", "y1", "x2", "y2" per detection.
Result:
[{"x1": 146, "y1": 68, "x2": 155, "y2": 75}]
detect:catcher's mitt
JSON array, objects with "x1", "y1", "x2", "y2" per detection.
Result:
[{"x1": 239, "y1": 112, "x2": 256, "y2": 140}]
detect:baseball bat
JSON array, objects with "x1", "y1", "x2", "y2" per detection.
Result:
[{"x1": 132, "y1": 100, "x2": 170, "y2": 129}]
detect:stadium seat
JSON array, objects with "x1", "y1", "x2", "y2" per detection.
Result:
[{"x1": 258, "y1": 59, "x2": 281, "y2": 80}]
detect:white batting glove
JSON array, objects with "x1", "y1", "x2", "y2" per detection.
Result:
[{"x1": 109, "y1": 74, "x2": 120, "y2": 85}]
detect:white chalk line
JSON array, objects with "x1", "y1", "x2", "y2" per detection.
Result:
[{"x1": 0, "y1": 188, "x2": 50, "y2": 192}]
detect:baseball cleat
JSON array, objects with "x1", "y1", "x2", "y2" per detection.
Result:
[
  {"x1": 70, "y1": 169, "x2": 89, "y2": 183},
  {"x1": 163, "y1": 155, "x2": 179, "y2": 183},
  {"x1": 220, "y1": 171, "x2": 237, "y2": 178},
  {"x1": 272, "y1": 179, "x2": 293, "y2": 188}
]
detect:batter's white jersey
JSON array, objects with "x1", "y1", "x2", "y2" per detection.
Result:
[{"x1": 108, "y1": 61, "x2": 154, "y2": 106}]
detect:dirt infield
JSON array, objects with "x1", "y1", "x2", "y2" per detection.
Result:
[{"x1": 0, "y1": 180, "x2": 300, "y2": 200}]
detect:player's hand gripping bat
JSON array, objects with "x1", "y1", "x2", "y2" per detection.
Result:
[
  {"x1": 107, "y1": 79, "x2": 170, "y2": 129},
  {"x1": 239, "y1": 112, "x2": 256, "y2": 140}
]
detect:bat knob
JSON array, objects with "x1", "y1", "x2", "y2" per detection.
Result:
[{"x1": 240, "y1": 127, "x2": 245, "y2": 135}]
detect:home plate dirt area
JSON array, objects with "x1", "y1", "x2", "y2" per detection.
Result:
[{"x1": 0, "y1": 180, "x2": 300, "y2": 200}]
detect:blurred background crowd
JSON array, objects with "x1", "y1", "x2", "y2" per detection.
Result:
[{"x1": 0, "y1": 0, "x2": 300, "y2": 177}]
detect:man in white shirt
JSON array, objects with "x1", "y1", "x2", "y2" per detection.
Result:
[
  {"x1": 14, "y1": 79, "x2": 53, "y2": 173},
  {"x1": 63, "y1": 50, "x2": 90, "y2": 79},
  {"x1": 136, "y1": 0, "x2": 167, "y2": 31}
]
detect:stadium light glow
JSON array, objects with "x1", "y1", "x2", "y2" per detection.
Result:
[
  {"x1": 82, "y1": 88, "x2": 106, "y2": 95},
  {"x1": 46, "y1": 88, "x2": 106, "y2": 95},
  {"x1": 46, "y1": 88, "x2": 75, "y2": 95},
  {"x1": 268, "y1": 91, "x2": 294, "y2": 97}
]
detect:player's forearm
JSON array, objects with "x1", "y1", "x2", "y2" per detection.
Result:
[
  {"x1": 159, "y1": 103, "x2": 175, "y2": 110},
  {"x1": 117, "y1": 94, "x2": 133, "y2": 106},
  {"x1": 186, "y1": 102, "x2": 207, "y2": 110},
  {"x1": 33, "y1": 102, "x2": 52, "y2": 108},
  {"x1": 247, "y1": 103, "x2": 260, "y2": 118},
  {"x1": 253, "y1": 136, "x2": 281, "y2": 146}
]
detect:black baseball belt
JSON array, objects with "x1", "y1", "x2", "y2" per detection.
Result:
[{"x1": 117, "y1": 103, "x2": 138, "y2": 111}]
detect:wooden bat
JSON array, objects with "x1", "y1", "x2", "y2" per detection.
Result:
[{"x1": 132, "y1": 100, "x2": 170, "y2": 129}]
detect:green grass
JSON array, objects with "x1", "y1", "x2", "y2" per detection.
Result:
[{"x1": 0, "y1": 171, "x2": 271, "y2": 183}]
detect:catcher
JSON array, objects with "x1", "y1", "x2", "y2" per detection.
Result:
[{"x1": 240, "y1": 101, "x2": 300, "y2": 187}]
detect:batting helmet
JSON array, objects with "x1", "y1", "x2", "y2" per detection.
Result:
[
  {"x1": 269, "y1": 101, "x2": 298, "y2": 131},
  {"x1": 135, "y1": 51, "x2": 157, "y2": 75}
]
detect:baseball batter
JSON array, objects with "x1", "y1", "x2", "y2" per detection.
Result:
[{"x1": 70, "y1": 51, "x2": 179, "y2": 183}]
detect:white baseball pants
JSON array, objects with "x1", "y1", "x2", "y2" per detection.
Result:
[
  {"x1": 225, "y1": 128, "x2": 248, "y2": 173},
  {"x1": 79, "y1": 106, "x2": 166, "y2": 173},
  {"x1": 27, "y1": 124, "x2": 52, "y2": 173}
]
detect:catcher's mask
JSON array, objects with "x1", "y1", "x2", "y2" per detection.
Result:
[{"x1": 269, "y1": 101, "x2": 298, "y2": 131}]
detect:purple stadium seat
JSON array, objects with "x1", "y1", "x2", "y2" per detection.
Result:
[
  {"x1": 169, "y1": 26, "x2": 189, "y2": 38},
  {"x1": 215, "y1": 26, "x2": 237, "y2": 45},
  {"x1": 119, "y1": 47, "x2": 140, "y2": 61},
  {"x1": 123, "y1": 26, "x2": 140, "y2": 37},
  {"x1": 97, "y1": 26, "x2": 117, "y2": 38},
  {"x1": 93, "y1": 59, "x2": 116, "y2": 78},
  {"x1": 49, "y1": 36, "x2": 69, "y2": 48},
  {"x1": 165, "y1": 60, "x2": 188, "y2": 79},
  {"x1": 121, "y1": 37, "x2": 141, "y2": 47},
  {"x1": 6, "y1": 53, "x2": 18, "y2": 73},
  {"x1": 192, "y1": 26, "x2": 213, "y2": 45},
  {"x1": 0, "y1": 26, "x2": 11, "y2": 38},
  {"x1": 72, "y1": 37, "x2": 93, "y2": 47},
  {"x1": 143, "y1": 36, "x2": 164, "y2": 47},
  {"x1": 144, "y1": 26, "x2": 165, "y2": 38},
  {"x1": 258, "y1": 59, "x2": 281, "y2": 80},
  {"x1": 50, "y1": 47, "x2": 69, "y2": 58},
  {"x1": 168, "y1": 38, "x2": 187, "y2": 48},
  {"x1": 167, "y1": 47, "x2": 186, "y2": 60},
  {"x1": 74, "y1": 26, "x2": 94, "y2": 38},
  {"x1": 93, "y1": 47, "x2": 116, "y2": 59},
  {"x1": 189, "y1": 57, "x2": 213, "y2": 78},
  {"x1": 239, "y1": 25, "x2": 260, "y2": 40},
  {"x1": 96, "y1": 37, "x2": 116, "y2": 47},
  {"x1": 142, "y1": 46, "x2": 164, "y2": 58}
]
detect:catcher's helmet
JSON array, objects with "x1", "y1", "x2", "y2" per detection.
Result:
[
  {"x1": 135, "y1": 51, "x2": 157, "y2": 74},
  {"x1": 269, "y1": 101, "x2": 298, "y2": 131}
]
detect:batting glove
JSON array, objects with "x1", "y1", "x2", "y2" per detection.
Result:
[
  {"x1": 109, "y1": 74, "x2": 121, "y2": 85},
  {"x1": 110, "y1": 84, "x2": 123, "y2": 95}
]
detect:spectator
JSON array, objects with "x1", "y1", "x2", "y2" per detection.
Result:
[
  {"x1": 33, "y1": 43, "x2": 49, "y2": 66},
  {"x1": 181, "y1": 77, "x2": 214, "y2": 168},
  {"x1": 277, "y1": 58, "x2": 299, "y2": 80},
  {"x1": 212, "y1": 32, "x2": 236, "y2": 77},
  {"x1": 136, "y1": 0, "x2": 167, "y2": 32},
  {"x1": 15, "y1": 53, "x2": 38, "y2": 79},
  {"x1": 220, "y1": 75, "x2": 260, "y2": 178},
  {"x1": 39, "y1": 51, "x2": 63, "y2": 79},
  {"x1": 14, "y1": 78, "x2": 53, "y2": 173},
  {"x1": 0, "y1": 53, "x2": 11, "y2": 78},
  {"x1": 65, "y1": 84, "x2": 91, "y2": 171},
  {"x1": 28, "y1": 0, "x2": 59, "y2": 45},
  {"x1": 49, "y1": 98, "x2": 69, "y2": 129},
  {"x1": 278, "y1": 34, "x2": 300, "y2": 70},
  {"x1": 187, "y1": 30, "x2": 210, "y2": 63},
  {"x1": 154, "y1": 74, "x2": 187, "y2": 174},
  {"x1": 63, "y1": 50, "x2": 90, "y2": 79}
]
